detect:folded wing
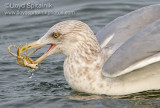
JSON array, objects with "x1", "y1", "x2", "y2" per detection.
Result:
[
  {"x1": 95, "y1": 4, "x2": 160, "y2": 77},
  {"x1": 102, "y1": 19, "x2": 160, "y2": 77},
  {"x1": 96, "y1": 4, "x2": 160, "y2": 50}
]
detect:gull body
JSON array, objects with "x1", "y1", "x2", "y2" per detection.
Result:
[{"x1": 20, "y1": 4, "x2": 160, "y2": 95}]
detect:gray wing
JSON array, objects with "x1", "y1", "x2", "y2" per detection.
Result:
[
  {"x1": 96, "y1": 4, "x2": 160, "y2": 77},
  {"x1": 102, "y1": 19, "x2": 160, "y2": 77},
  {"x1": 96, "y1": 4, "x2": 160, "y2": 50}
]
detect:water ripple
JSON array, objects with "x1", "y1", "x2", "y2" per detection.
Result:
[{"x1": 0, "y1": 0, "x2": 160, "y2": 108}]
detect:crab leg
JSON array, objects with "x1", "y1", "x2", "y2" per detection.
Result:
[
  {"x1": 16, "y1": 44, "x2": 21, "y2": 56},
  {"x1": 8, "y1": 45, "x2": 17, "y2": 57},
  {"x1": 14, "y1": 45, "x2": 18, "y2": 49}
]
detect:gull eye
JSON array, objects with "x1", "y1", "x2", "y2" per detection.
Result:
[{"x1": 52, "y1": 33, "x2": 60, "y2": 38}]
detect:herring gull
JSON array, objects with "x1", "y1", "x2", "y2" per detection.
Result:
[{"x1": 20, "y1": 4, "x2": 160, "y2": 95}]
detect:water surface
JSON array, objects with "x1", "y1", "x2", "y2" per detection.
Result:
[{"x1": 0, "y1": 0, "x2": 160, "y2": 108}]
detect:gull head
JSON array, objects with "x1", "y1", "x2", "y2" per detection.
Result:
[{"x1": 20, "y1": 20, "x2": 100, "y2": 64}]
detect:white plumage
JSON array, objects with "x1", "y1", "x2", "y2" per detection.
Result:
[{"x1": 20, "y1": 4, "x2": 160, "y2": 95}]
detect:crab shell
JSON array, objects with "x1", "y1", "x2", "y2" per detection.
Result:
[
  {"x1": 16, "y1": 55, "x2": 38, "y2": 69},
  {"x1": 8, "y1": 45, "x2": 39, "y2": 69}
]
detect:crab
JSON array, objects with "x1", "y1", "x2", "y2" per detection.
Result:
[{"x1": 8, "y1": 44, "x2": 40, "y2": 69}]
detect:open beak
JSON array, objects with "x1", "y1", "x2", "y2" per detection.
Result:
[{"x1": 20, "y1": 41, "x2": 56, "y2": 64}]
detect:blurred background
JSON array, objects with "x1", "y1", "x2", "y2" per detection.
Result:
[{"x1": 0, "y1": 0, "x2": 160, "y2": 108}]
